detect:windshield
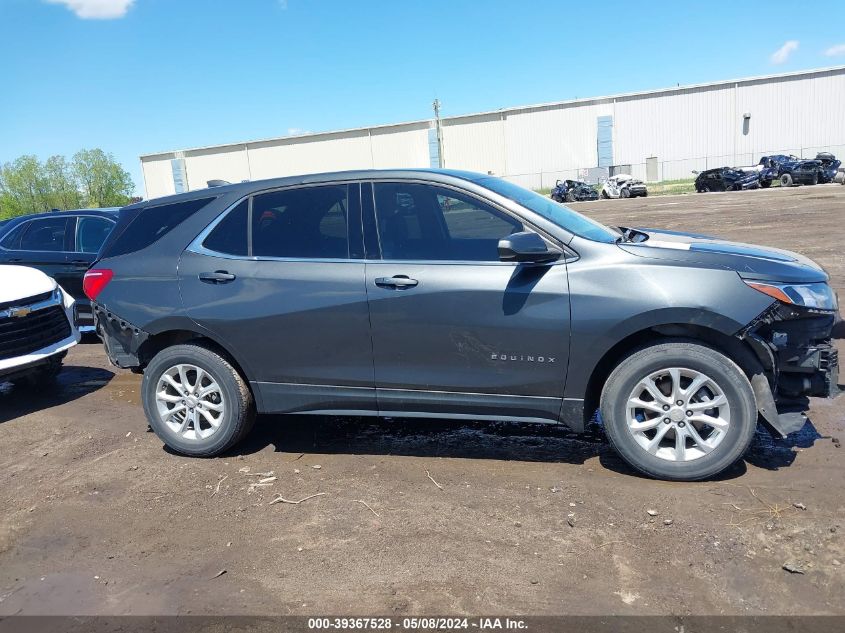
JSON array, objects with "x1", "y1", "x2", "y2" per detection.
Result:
[{"x1": 476, "y1": 176, "x2": 619, "y2": 243}]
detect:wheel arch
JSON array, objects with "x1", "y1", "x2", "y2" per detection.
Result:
[{"x1": 580, "y1": 322, "x2": 771, "y2": 429}]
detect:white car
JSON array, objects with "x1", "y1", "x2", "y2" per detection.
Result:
[
  {"x1": 0, "y1": 265, "x2": 80, "y2": 386},
  {"x1": 600, "y1": 174, "x2": 648, "y2": 199}
]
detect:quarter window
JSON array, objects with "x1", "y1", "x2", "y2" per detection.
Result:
[
  {"x1": 373, "y1": 183, "x2": 523, "y2": 261},
  {"x1": 251, "y1": 185, "x2": 349, "y2": 259},
  {"x1": 203, "y1": 200, "x2": 249, "y2": 256}
]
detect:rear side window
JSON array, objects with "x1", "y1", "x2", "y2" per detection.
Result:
[
  {"x1": 102, "y1": 197, "x2": 215, "y2": 258},
  {"x1": 251, "y1": 185, "x2": 349, "y2": 259},
  {"x1": 18, "y1": 217, "x2": 71, "y2": 252},
  {"x1": 203, "y1": 200, "x2": 248, "y2": 256}
]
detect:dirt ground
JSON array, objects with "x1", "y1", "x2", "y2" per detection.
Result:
[{"x1": 0, "y1": 184, "x2": 843, "y2": 616}]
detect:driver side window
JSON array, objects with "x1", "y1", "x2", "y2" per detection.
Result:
[{"x1": 373, "y1": 183, "x2": 523, "y2": 262}]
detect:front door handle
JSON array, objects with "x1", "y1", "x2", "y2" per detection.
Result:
[
  {"x1": 199, "y1": 270, "x2": 236, "y2": 284},
  {"x1": 375, "y1": 275, "x2": 418, "y2": 289}
]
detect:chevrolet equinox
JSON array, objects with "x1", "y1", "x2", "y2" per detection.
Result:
[{"x1": 87, "y1": 170, "x2": 842, "y2": 480}]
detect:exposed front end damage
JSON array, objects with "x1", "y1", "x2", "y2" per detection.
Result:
[
  {"x1": 93, "y1": 303, "x2": 149, "y2": 370},
  {"x1": 740, "y1": 302, "x2": 841, "y2": 437}
]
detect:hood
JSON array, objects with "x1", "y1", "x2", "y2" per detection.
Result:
[
  {"x1": 0, "y1": 265, "x2": 57, "y2": 304},
  {"x1": 618, "y1": 228, "x2": 828, "y2": 284}
]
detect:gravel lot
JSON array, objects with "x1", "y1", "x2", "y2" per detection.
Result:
[{"x1": 1, "y1": 184, "x2": 843, "y2": 616}]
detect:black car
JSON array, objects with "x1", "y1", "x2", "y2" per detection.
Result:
[
  {"x1": 0, "y1": 208, "x2": 120, "y2": 330},
  {"x1": 815, "y1": 152, "x2": 841, "y2": 184},
  {"x1": 694, "y1": 167, "x2": 760, "y2": 193},
  {"x1": 758, "y1": 155, "x2": 822, "y2": 187},
  {"x1": 88, "y1": 169, "x2": 841, "y2": 481},
  {"x1": 550, "y1": 179, "x2": 599, "y2": 203}
]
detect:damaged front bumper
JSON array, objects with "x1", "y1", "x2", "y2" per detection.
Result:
[
  {"x1": 93, "y1": 303, "x2": 149, "y2": 369},
  {"x1": 742, "y1": 302, "x2": 842, "y2": 436}
]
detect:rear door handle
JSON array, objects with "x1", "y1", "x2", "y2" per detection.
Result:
[
  {"x1": 199, "y1": 270, "x2": 236, "y2": 284},
  {"x1": 375, "y1": 275, "x2": 418, "y2": 289}
]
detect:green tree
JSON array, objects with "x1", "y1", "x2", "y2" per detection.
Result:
[
  {"x1": 0, "y1": 155, "x2": 51, "y2": 218},
  {"x1": 72, "y1": 148, "x2": 134, "y2": 208},
  {"x1": 43, "y1": 155, "x2": 83, "y2": 211}
]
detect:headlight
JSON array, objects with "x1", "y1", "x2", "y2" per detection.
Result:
[{"x1": 744, "y1": 280, "x2": 838, "y2": 311}]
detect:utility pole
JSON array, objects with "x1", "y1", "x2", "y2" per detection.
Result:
[{"x1": 433, "y1": 99, "x2": 444, "y2": 168}]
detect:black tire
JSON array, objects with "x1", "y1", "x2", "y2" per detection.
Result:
[
  {"x1": 621, "y1": 188, "x2": 631, "y2": 198},
  {"x1": 566, "y1": 192, "x2": 578, "y2": 203},
  {"x1": 760, "y1": 179, "x2": 771, "y2": 188},
  {"x1": 641, "y1": 191, "x2": 648, "y2": 197},
  {"x1": 780, "y1": 173, "x2": 793, "y2": 187},
  {"x1": 810, "y1": 172, "x2": 818, "y2": 186},
  {"x1": 142, "y1": 343, "x2": 255, "y2": 457},
  {"x1": 600, "y1": 190, "x2": 609, "y2": 199},
  {"x1": 600, "y1": 340, "x2": 758, "y2": 481}
]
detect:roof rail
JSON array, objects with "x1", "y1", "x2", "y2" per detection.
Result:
[{"x1": 207, "y1": 179, "x2": 230, "y2": 188}]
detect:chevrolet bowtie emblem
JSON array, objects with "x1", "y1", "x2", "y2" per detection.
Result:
[{"x1": 8, "y1": 306, "x2": 32, "y2": 319}]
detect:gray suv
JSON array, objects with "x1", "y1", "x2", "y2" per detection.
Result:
[{"x1": 87, "y1": 170, "x2": 842, "y2": 480}]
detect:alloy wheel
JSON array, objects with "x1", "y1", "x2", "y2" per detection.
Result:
[
  {"x1": 155, "y1": 364, "x2": 226, "y2": 440},
  {"x1": 626, "y1": 367, "x2": 731, "y2": 462}
]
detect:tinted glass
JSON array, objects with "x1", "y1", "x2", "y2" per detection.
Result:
[
  {"x1": 76, "y1": 216, "x2": 115, "y2": 253},
  {"x1": 252, "y1": 185, "x2": 349, "y2": 259},
  {"x1": 203, "y1": 200, "x2": 248, "y2": 256},
  {"x1": 474, "y1": 176, "x2": 619, "y2": 243},
  {"x1": 102, "y1": 197, "x2": 215, "y2": 258},
  {"x1": 0, "y1": 223, "x2": 26, "y2": 250},
  {"x1": 18, "y1": 217, "x2": 70, "y2": 252},
  {"x1": 374, "y1": 182, "x2": 522, "y2": 261}
]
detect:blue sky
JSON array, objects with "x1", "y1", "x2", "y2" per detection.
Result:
[{"x1": 2, "y1": 0, "x2": 845, "y2": 194}]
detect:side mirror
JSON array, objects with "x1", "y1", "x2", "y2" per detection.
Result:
[{"x1": 498, "y1": 231, "x2": 561, "y2": 264}]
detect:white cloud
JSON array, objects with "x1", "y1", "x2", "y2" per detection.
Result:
[
  {"x1": 287, "y1": 128, "x2": 312, "y2": 136},
  {"x1": 45, "y1": 0, "x2": 135, "y2": 19},
  {"x1": 770, "y1": 40, "x2": 799, "y2": 64},
  {"x1": 824, "y1": 43, "x2": 845, "y2": 57}
]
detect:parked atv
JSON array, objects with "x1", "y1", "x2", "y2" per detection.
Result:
[
  {"x1": 758, "y1": 155, "x2": 822, "y2": 187},
  {"x1": 600, "y1": 174, "x2": 648, "y2": 199},
  {"x1": 694, "y1": 167, "x2": 760, "y2": 192},
  {"x1": 550, "y1": 179, "x2": 599, "y2": 203}
]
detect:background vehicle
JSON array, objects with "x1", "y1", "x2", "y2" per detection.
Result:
[
  {"x1": 600, "y1": 174, "x2": 648, "y2": 198},
  {"x1": 88, "y1": 169, "x2": 840, "y2": 481},
  {"x1": 694, "y1": 167, "x2": 760, "y2": 192},
  {"x1": 0, "y1": 265, "x2": 79, "y2": 386},
  {"x1": 758, "y1": 155, "x2": 822, "y2": 187},
  {"x1": 815, "y1": 152, "x2": 841, "y2": 183},
  {"x1": 0, "y1": 209, "x2": 119, "y2": 331},
  {"x1": 550, "y1": 179, "x2": 599, "y2": 203}
]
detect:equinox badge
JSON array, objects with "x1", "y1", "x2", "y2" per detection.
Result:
[{"x1": 491, "y1": 353, "x2": 555, "y2": 363}]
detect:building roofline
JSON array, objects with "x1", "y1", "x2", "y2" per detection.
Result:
[{"x1": 140, "y1": 65, "x2": 845, "y2": 161}]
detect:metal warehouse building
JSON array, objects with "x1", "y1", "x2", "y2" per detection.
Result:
[{"x1": 140, "y1": 65, "x2": 845, "y2": 199}]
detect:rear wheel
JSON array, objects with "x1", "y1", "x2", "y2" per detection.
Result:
[
  {"x1": 600, "y1": 341, "x2": 757, "y2": 481},
  {"x1": 810, "y1": 172, "x2": 819, "y2": 186},
  {"x1": 142, "y1": 343, "x2": 255, "y2": 457},
  {"x1": 780, "y1": 173, "x2": 793, "y2": 187},
  {"x1": 760, "y1": 179, "x2": 771, "y2": 188}
]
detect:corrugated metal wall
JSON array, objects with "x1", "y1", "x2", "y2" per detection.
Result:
[{"x1": 141, "y1": 67, "x2": 845, "y2": 198}]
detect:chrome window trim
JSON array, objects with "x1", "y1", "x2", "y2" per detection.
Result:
[
  {"x1": 186, "y1": 177, "x2": 572, "y2": 266},
  {"x1": 0, "y1": 214, "x2": 115, "y2": 255}
]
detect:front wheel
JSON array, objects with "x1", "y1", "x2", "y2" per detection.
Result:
[
  {"x1": 142, "y1": 343, "x2": 255, "y2": 457},
  {"x1": 780, "y1": 173, "x2": 793, "y2": 187},
  {"x1": 600, "y1": 341, "x2": 757, "y2": 481}
]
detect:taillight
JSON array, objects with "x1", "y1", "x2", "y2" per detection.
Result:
[{"x1": 83, "y1": 268, "x2": 113, "y2": 301}]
